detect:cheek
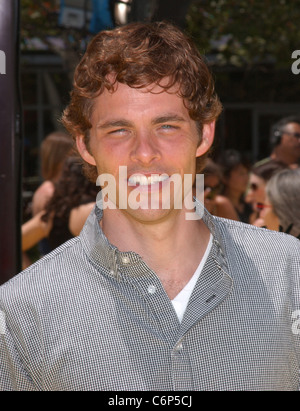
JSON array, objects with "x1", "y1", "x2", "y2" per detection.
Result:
[
  {"x1": 240, "y1": 177, "x2": 249, "y2": 190},
  {"x1": 255, "y1": 187, "x2": 266, "y2": 202},
  {"x1": 89, "y1": 138, "x2": 126, "y2": 173},
  {"x1": 229, "y1": 174, "x2": 243, "y2": 187}
]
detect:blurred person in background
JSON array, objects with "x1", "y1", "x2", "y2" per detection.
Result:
[
  {"x1": 256, "y1": 115, "x2": 300, "y2": 169},
  {"x1": 259, "y1": 168, "x2": 300, "y2": 239},
  {"x1": 245, "y1": 160, "x2": 286, "y2": 226},
  {"x1": 22, "y1": 156, "x2": 98, "y2": 256},
  {"x1": 29, "y1": 131, "x2": 75, "y2": 257},
  {"x1": 41, "y1": 156, "x2": 98, "y2": 251},
  {"x1": 217, "y1": 149, "x2": 252, "y2": 223},
  {"x1": 199, "y1": 158, "x2": 239, "y2": 220},
  {"x1": 31, "y1": 131, "x2": 74, "y2": 216}
]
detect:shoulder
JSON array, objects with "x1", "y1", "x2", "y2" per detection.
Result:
[
  {"x1": 253, "y1": 157, "x2": 272, "y2": 168},
  {"x1": 214, "y1": 216, "x2": 300, "y2": 258},
  {"x1": 214, "y1": 195, "x2": 239, "y2": 221},
  {"x1": 33, "y1": 181, "x2": 54, "y2": 198},
  {"x1": 215, "y1": 195, "x2": 232, "y2": 207},
  {"x1": 0, "y1": 237, "x2": 84, "y2": 307},
  {"x1": 32, "y1": 181, "x2": 55, "y2": 215},
  {"x1": 212, "y1": 217, "x2": 300, "y2": 312}
]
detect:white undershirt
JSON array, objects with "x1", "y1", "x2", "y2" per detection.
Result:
[{"x1": 171, "y1": 234, "x2": 213, "y2": 322}]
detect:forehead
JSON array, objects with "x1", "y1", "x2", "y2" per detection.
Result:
[
  {"x1": 91, "y1": 81, "x2": 189, "y2": 120},
  {"x1": 231, "y1": 164, "x2": 248, "y2": 174},
  {"x1": 284, "y1": 122, "x2": 300, "y2": 132},
  {"x1": 250, "y1": 173, "x2": 265, "y2": 185}
]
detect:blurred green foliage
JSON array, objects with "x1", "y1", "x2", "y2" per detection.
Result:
[
  {"x1": 21, "y1": 0, "x2": 60, "y2": 41},
  {"x1": 21, "y1": 0, "x2": 299, "y2": 69},
  {"x1": 186, "y1": 0, "x2": 299, "y2": 69},
  {"x1": 20, "y1": 0, "x2": 300, "y2": 102}
]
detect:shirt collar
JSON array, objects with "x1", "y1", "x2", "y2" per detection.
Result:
[{"x1": 80, "y1": 197, "x2": 228, "y2": 280}]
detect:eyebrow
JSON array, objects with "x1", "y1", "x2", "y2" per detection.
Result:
[
  {"x1": 97, "y1": 120, "x2": 133, "y2": 129},
  {"x1": 151, "y1": 114, "x2": 187, "y2": 125},
  {"x1": 96, "y1": 114, "x2": 187, "y2": 130}
]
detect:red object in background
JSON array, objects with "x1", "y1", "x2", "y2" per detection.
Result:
[{"x1": 0, "y1": 0, "x2": 23, "y2": 285}]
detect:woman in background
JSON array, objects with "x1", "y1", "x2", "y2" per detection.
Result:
[
  {"x1": 259, "y1": 168, "x2": 300, "y2": 239},
  {"x1": 200, "y1": 158, "x2": 239, "y2": 221},
  {"x1": 22, "y1": 156, "x2": 99, "y2": 255},
  {"x1": 32, "y1": 131, "x2": 74, "y2": 216},
  {"x1": 216, "y1": 149, "x2": 252, "y2": 223},
  {"x1": 30, "y1": 131, "x2": 75, "y2": 257},
  {"x1": 245, "y1": 160, "x2": 286, "y2": 226}
]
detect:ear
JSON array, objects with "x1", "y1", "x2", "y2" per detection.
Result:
[
  {"x1": 196, "y1": 121, "x2": 215, "y2": 158},
  {"x1": 76, "y1": 135, "x2": 97, "y2": 166}
]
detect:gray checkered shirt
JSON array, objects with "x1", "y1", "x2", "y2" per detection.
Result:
[{"x1": 1, "y1": 202, "x2": 300, "y2": 391}]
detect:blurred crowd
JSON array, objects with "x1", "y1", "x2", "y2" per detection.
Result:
[
  {"x1": 200, "y1": 114, "x2": 300, "y2": 239},
  {"x1": 22, "y1": 131, "x2": 99, "y2": 268},
  {"x1": 22, "y1": 115, "x2": 300, "y2": 268}
]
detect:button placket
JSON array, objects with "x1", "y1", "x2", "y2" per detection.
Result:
[{"x1": 171, "y1": 338, "x2": 194, "y2": 390}]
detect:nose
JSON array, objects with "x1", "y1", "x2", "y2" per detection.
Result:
[
  {"x1": 130, "y1": 130, "x2": 161, "y2": 165},
  {"x1": 244, "y1": 190, "x2": 253, "y2": 204}
]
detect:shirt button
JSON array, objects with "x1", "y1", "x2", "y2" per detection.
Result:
[
  {"x1": 147, "y1": 285, "x2": 156, "y2": 294},
  {"x1": 121, "y1": 256, "x2": 130, "y2": 264},
  {"x1": 175, "y1": 342, "x2": 183, "y2": 351}
]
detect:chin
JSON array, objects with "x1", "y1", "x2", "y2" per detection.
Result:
[{"x1": 123, "y1": 207, "x2": 179, "y2": 225}]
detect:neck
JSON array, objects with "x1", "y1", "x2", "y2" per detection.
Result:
[
  {"x1": 271, "y1": 149, "x2": 297, "y2": 166},
  {"x1": 100, "y1": 207, "x2": 211, "y2": 298},
  {"x1": 223, "y1": 187, "x2": 241, "y2": 206}
]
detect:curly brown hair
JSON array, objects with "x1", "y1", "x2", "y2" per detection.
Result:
[
  {"x1": 42, "y1": 156, "x2": 99, "y2": 223},
  {"x1": 62, "y1": 21, "x2": 222, "y2": 181}
]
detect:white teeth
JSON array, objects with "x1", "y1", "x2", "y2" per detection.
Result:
[{"x1": 128, "y1": 174, "x2": 169, "y2": 186}]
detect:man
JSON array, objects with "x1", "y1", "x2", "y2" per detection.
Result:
[
  {"x1": 1, "y1": 22, "x2": 299, "y2": 391},
  {"x1": 256, "y1": 115, "x2": 300, "y2": 169}
]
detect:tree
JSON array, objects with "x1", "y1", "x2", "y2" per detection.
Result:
[{"x1": 186, "y1": 0, "x2": 300, "y2": 69}]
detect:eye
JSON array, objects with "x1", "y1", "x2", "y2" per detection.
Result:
[
  {"x1": 108, "y1": 128, "x2": 128, "y2": 136},
  {"x1": 160, "y1": 124, "x2": 178, "y2": 131}
]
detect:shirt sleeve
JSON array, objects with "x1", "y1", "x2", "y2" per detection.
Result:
[
  {"x1": 290, "y1": 237, "x2": 300, "y2": 390},
  {"x1": 0, "y1": 305, "x2": 37, "y2": 391}
]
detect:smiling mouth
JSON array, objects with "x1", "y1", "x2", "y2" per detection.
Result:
[{"x1": 128, "y1": 174, "x2": 169, "y2": 186}]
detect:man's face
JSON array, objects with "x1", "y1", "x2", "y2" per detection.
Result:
[
  {"x1": 280, "y1": 122, "x2": 300, "y2": 160},
  {"x1": 77, "y1": 81, "x2": 214, "y2": 223}
]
